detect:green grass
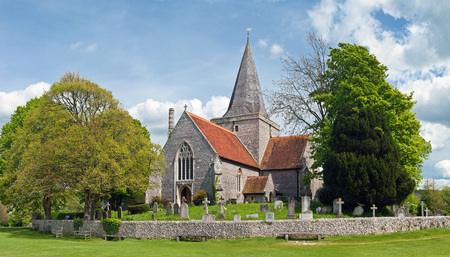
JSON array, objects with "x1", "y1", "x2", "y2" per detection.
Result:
[{"x1": 1, "y1": 227, "x2": 449, "y2": 256}]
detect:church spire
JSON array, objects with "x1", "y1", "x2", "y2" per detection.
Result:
[{"x1": 223, "y1": 34, "x2": 268, "y2": 118}]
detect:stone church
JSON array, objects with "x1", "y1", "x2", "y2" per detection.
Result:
[{"x1": 153, "y1": 38, "x2": 322, "y2": 205}]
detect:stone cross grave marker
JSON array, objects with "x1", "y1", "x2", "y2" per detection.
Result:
[
  {"x1": 202, "y1": 197, "x2": 210, "y2": 215},
  {"x1": 301, "y1": 196, "x2": 310, "y2": 212},
  {"x1": 166, "y1": 202, "x2": 173, "y2": 216},
  {"x1": 370, "y1": 204, "x2": 377, "y2": 217},
  {"x1": 425, "y1": 207, "x2": 429, "y2": 217},
  {"x1": 174, "y1": 203, "x2": 180, "y2": 215},
  {"x1": 274, "y1": 200, "x2": 283, "y2": 210},
  {"x1": 420, "y1": 201, "x2": 425, "y2": 217},
  {"x1": 287, "y1": 202, "x2": 296, "y2": 219},
  {"x1": 180, "y1": 202, "x2": 189, "y2": 220},
  {"x1": 266, "y1": 212, "x2": 275, "y2": 221},
  {"x1": 234, "y1": 214, "x2": 241, "y2": 221},
  {"x1": 337, "y1": 198, "x2": 344, "y2": 218},
  {"x1": 405, "y1": 202, "x2": 411, "y2": 217},
  {"x1": 260, "y1": 204, "x2": 269, "y2": 213},
  {"x1": 153, "y1": 202, "x2": 158, "y2": 213},
  {"x1": 218, "y1": 198, "x2": 226, "y2": 219},
  {"x1": 118, "y1": 206, "x2": 122, "y2": 219}
]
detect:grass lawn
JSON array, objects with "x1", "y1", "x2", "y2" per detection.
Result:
[{"x1": 1, "y1": 227, "x2": 449, "y2": 256}]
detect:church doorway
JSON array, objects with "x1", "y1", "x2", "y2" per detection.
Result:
[{"x1": 180, "y1": 187, "x2": 192, "y2": 204}]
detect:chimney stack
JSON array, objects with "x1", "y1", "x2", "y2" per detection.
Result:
[{"x1": 168, "y1": 108, "x2": 174, "y2": 137}]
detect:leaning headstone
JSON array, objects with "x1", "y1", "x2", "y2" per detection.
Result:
[
  {"x1": 287, "y1": 203, "x2": 296, "y2": 219},
  {"x1": 301, "y1": 196, "x2": 310, "y2": 212},
  {"x1": 260, "y1": 204, "x2": 269, "y2": 213},
  {"x1": 299, "y1": 210, "x2": 313, "y2": 220},
  {"x1": 153, "y1": 202, "x2": 158, "y2": 213},
  {"x1": 205, "y1": 214, "x2": 216, "y2": 222},
  {"x1": 435, "y1": 209, "x2": 445, "y2": 216},
  {"x1": 166, "y1": 202, "x2": 173, "y2": 216},
  {"x1": 180, "y1": 203, "x2": 189, "y2": 219},
  {"x1": 234, "y1": 214, "x2": 241, "y2": 221},
  {"x1": 237, "y1": 194, "x2": 245, "y2": 204},
  {"x1": 274, "y1": 200, "x2": 283, "y2": 210},
  {"x1": 352, "y1": 206, "x2": 364, "y2": 216},
  {"x1": 118, "y1": 206, "x2": 122, "y2": 219},
  {"x1": 174, "y1": 203, "x2": 180, "y2": 215},
  {"x1": 333, "y1": 199, "x2": 340, "y2": 214},
  {"x1": 246, "y1": 213, "x2": 258, "y2": 219},
  {"x1": 266, "y1": 212, "x2": 275, "y2": 221}
]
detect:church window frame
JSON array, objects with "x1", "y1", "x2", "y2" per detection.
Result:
[
  {"x1": 236, "y1": 168, "x2": 242, "y2": 193},
  {"x1": 176, "y1": 141, "x2": 194, "y2": 181}
]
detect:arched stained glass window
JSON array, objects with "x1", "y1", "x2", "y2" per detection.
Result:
[{"x1": 177, "y1": 142, "x2": 193, "y2": 181}]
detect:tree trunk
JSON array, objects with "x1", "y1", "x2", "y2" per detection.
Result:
[
  {"x1": 43, "y1": 195, "x2": 52, "y2": 220},
  {"x1": 84, "y1": 189, "x2": 100, "y2": 221}
]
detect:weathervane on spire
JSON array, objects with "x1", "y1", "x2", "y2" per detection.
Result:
[{"x1": 246, "y1": 28, "x2": 252, "y2": 39}]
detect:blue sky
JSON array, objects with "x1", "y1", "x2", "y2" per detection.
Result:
[{"x1": 1, "y1": 0, "x2": 450, "y2": 188}]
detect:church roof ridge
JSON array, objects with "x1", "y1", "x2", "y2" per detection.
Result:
[{"x1": 187, "y1": 112, "x2": 234, "y2": 134}]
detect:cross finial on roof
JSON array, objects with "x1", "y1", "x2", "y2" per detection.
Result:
[
  {"x1": 184, "y1": 104, "x2": 188, "y2": 111},
  {"x1": 246, "y1": 28, "x2": 252, "y2": 40}
]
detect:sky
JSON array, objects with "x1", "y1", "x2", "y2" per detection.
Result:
[{"x1": 1, "y1": 0, "x2": 450, "y2": 188}]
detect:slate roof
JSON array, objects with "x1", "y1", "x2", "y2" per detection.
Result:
[
  {"x1": 242, "y1": 176, "x2": 268, "y2": 194},
  {"x1": 223, "y1": 38, "x2": 268, "y2": 118},
  {"x1": 260, "y1": 135, "x2": 308, "y2": 170},
  {"x1": 188, "y1": 112, "x2": 259, "y2": 169}
]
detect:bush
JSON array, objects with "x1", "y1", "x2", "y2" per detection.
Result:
[
  {"x1": 0, "y1": 202, "x2": 9, "y2": 227},
  {"x1": 127, "y1": 204, "x2": 150, "y2": 214},
  {"x1": 193, "y1": 190, "x2": 208, "y2": 206},
  {"x1": 73, "y1": 218, "x2": 83, "y2": 231},
  {"x1": 101, "y1": 218, "x2": 121, "y2": 235},
  {"x1": 317, "y1": 187, "x2": 335, "y2": 205},
  {"x1": 151, "y1": 195, "x2": 169, "y2": 207}
]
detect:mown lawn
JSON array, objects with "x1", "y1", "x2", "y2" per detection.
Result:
[{"x1": 1, "y1": 227, "x2": 449, "y2": 256}]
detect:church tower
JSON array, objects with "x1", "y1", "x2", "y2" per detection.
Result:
[{"x1": 211, "y1": 37, "x2": 280, "y2": 164}]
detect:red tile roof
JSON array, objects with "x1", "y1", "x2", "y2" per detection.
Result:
[
  {"x1": 260, "y1": 135, "x2": 308, "y2": 170},
  {"x1": 188, "y1": 112, "x2": 259, "y2": 168},
  {"x1": 242, "y1": 176, "x2": 268, "y2": 194}
]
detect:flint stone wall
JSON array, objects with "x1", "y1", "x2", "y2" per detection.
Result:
[{"x1": 32, "y1": 216, "x2": 450, "y2": 239}]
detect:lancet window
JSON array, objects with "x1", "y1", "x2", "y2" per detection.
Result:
[{"x1": 177, "y1": 142, "x2": 194, "y2": 181}]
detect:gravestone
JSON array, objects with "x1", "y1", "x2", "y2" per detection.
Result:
[
  {"x1": 352, "y1": 206, "x2": 364, "y2": 216},
  {"x1": 435, "y1": 209, "x2": 445, "y2": 216},
  {"x1": 392, "y1": 204, "x2": 399, "y2": 215},
  {"x1": 370, "y1": 204, "x2": 377, "y2": 217},
  {"x1": 301, "y1": 196, "x2": 310, "y2": 212},
  {"x1": 202, "y1": 197, "x2": 210, "y2": 215},
  {"x1": 218, "y1": 199, "x2": 226, "y2": 219},
  {"x1": 404, "y1": 202, "x2": 411, "y2": 217},
  {"x1": 107, "y1": 209, "x2": 112, "y2": 219},
  {"x1": 153, "y1": 202, "x2": 158, "y2": 213},
  {"x1": 266, "y1": 212, "x2": 275, "y2": 221},
  {"x1": 151, "y1": 213, "x2": 155, "y2": 221},
  {"x1": 299, "y1": 210, "x2": 313, "y2": 220},
  {"x1": 333, "y1": 199, "x2": 340, "y2": 214},
  {"x1": 174, "y1": 203, "x2": 180, "y2": 215},
  {"x1": 287, "y1": 203, "x2": 296, "y2": 219},
  {"x1": 180, "y1": 203, "x2": 189, "y2": 219},
  {"x1": 246, "y1": 213, "x2": 258, "y2": 218},
  {"x1": 205, "y1": 214, "x2": 216, "y2": 222},
  {"x1": 118, "y1": 206, "x2": 122, "y2": 219},
  {"x1": 237, "y1": 194, "x2": 244, "y2": 204},
  {"x1": 397, "y1": 208, "x2": 407, "y2": 217},
  {"x1": 336, "y1": 198, "x2": 344, "y2": 218},
  {"x1": 260, "y1": 204, "x2": 269, "y2": 213},
  {"x1": 420, "y1": 201, "x2": 425, "y2": 217},
  {"x1": 274, "y1": 200, "x2": 283, "y2": 210},
  {"x1": 166, "y1": 202, "x2": 173, "y2": 216},
  {"x1": 289, "y1": 197, "x2": 298, "y2": 208},
  {"x1": 234, "y1": 214, "x2": 241, "y2": 221},
  {"x1": 96, "y1": 211, "x2": 102, "y2": 221},
  {"x1": 102, "y1": 212, "x2": 107, "y2": 220}
]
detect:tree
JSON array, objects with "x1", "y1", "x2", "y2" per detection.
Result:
[
  {"x1": 420, "y1": 179, "x2": 445, "y2": 211},
  {"x1": 312, "y1": 43, "x2": 431, "y2": 183},
  {"x1": 322, "y1": 107, "x2": 415, "y2": 207},
  {"x1": 266, "y1": 31, "x2": 329, "y2": 134},
  {"x1": 46, "y1": 73, "x2": 164, "y2": 220}
]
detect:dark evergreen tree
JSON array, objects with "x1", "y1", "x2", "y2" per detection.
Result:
[{"x1": 322, "y1": 107, "x2": 414, "y2": 208}]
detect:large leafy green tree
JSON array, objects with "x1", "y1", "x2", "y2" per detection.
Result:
[
  {"x1": 312, "y1": 43, "x2": 431, "y2": 183},
  {"x1": 323, "y1": 107, "x2": 414, "y2": 207}
]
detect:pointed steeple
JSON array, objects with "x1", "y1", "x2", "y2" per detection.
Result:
[{"x1": 223, "y1": 38, "x2": 268, "y2": 118}]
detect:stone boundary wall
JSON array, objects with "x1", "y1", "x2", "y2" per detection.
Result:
[{"x1": 32, "y1": 217, "x2": 450, "y2": 239}]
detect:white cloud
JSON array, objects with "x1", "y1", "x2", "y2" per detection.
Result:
[
  {"x1": 257, "y1": 39, "x2": 268, "y2": 49},
  {"x1": 435, "y1": 160, "x2": 450, "y2": 178},
  {"x1": 0, "y1": 82, "x2": 51, "y2": 126},
  {"x1": 420, "y1": 122, "x2": 450, "y2": 150},
  {"x1": 70, "y1": 42, "x2": 83, "y2": 50},
  {"x1": 418, "y1": 178, "x2": 450, "y2": 189},
  {"x1": 270, "y1": 44, "x2": 284, "y2": 58},
  {"x1": 128, "y1": 96, "x2": 229, "y2": 145},
  {"x1": 86, "y1": 44, "x2": 98, "y2": 52}
]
